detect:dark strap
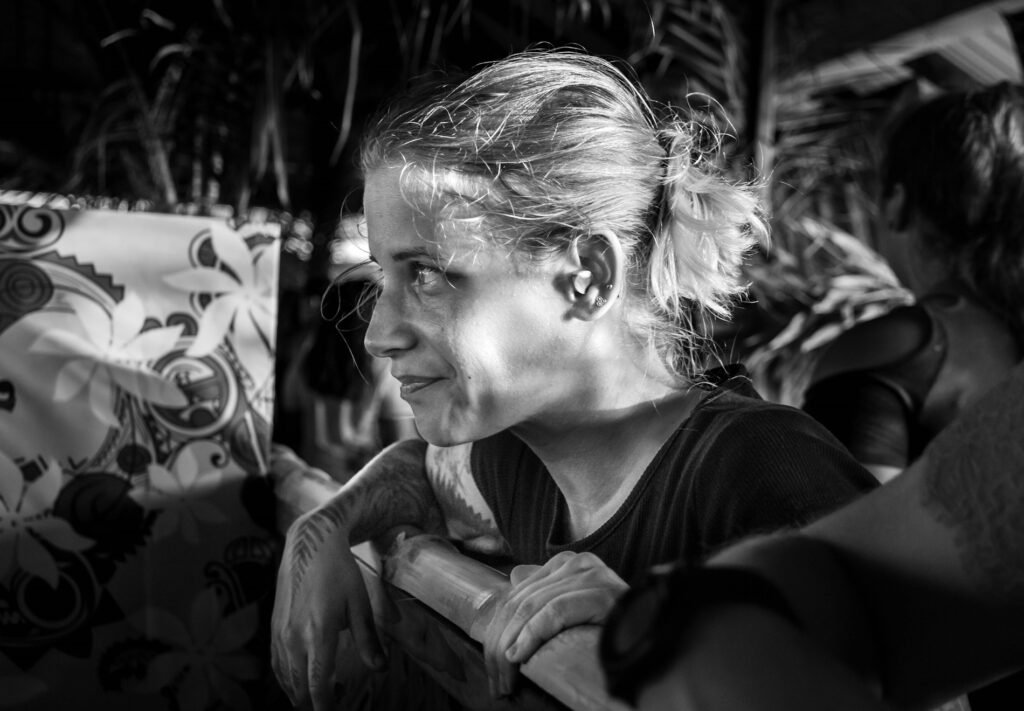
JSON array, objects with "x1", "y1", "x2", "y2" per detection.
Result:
[{"x1": 600, "y1": 563, "x2": 800, "y2": 704}]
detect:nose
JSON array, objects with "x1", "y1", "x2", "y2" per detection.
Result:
[{"x1": 364, "y1": 286, "x2": 415, "y2": 359}]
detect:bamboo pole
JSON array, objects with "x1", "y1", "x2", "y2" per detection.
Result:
[
  {"x1": 384, "y1": 535, "x2": 630, "y2": 711},
  {"x1": 270, "y1": 446, "x2": 631, "y2": 711}
]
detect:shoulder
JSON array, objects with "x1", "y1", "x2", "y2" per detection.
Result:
[
  {"x1": 694, "y1": 388, "x2": 819, "y2": 435},
  {"x1": 811, "y1": 304, "x2": 934, "y2": 383},
  {"x1": 677, "y1": 396, "x2": 876, "y2": 555},
  {"x1": 686, "y1": 394, "x2": 877, "y2": 490}
]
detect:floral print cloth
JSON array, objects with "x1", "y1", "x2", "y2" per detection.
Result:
[{"x1": 0, "y1": 204, "x2": 282, "y2": 710}]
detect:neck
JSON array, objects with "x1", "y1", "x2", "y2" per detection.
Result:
[{"x1": 511, "y1": 382, "x2": 704, "y2": 541}]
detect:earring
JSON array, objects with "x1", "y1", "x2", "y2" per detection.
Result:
[
  {"x1": 595, "y1": 296, "x2": 608, "y2": 307},
  {"x1": 604, "y1": 283, "x2": 614, "y2": 290},
  {"x1": 573, "y1": 270, "x2": 593, "y2": 294}
]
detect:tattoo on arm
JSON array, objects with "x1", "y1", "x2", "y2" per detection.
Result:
[
  {"x1": 288, "y1": 504, "x2": 347, "y2": 588},
  {"x1": 426, "y1": 443, "x2": 510, "y2": 555},
  {"x1": 920, "y1": 368, "x2": 1024, "y2": 601},
  {"x1": 288, "y1": 440, "x2": 443, "y2": 587}
]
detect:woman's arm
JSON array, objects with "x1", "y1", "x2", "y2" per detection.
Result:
[
  {"x1": 272, "y1": 440, "x2": 442, "y2": 710},
  {"x1": 641, "y1": 361, "x2": 1024, "y2": 710},
  {"x1": 272, "y1": 437, "x2": 513, "y2": 710},
  {"x1": 801, "y1": 375, "x2": 1024, "y2": 706}
]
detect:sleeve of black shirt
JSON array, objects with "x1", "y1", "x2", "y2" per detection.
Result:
[{"x1": 692, "y1": 404, "x2": 878, "y2": 559}]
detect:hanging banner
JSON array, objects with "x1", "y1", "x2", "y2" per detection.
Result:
[{"x1": 0, "y1": 204, "x2": 282, "y2": 710}]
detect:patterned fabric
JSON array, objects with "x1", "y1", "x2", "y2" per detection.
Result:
[{"x1": 0, "y1": 204, "x2": 283, "y2": 710}]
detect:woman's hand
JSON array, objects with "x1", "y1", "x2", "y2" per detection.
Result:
[
  {"x1": 482, "y1": 551, "x2": 628, "y2": 698},
  {"x1": 271, "y1": 507, "x2": 385, "y2": 711}
]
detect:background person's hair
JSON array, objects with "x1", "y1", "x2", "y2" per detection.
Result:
[
  {"x1": 359, "y1": 47, "x2": 768, "y2": 381},
  {"x1": 881, "y1": 81, "x2": 1024, "y2": 341}
]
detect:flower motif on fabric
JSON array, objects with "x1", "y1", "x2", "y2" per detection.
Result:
[
  {"x1": 129, "y1": 442, "x2": 228, "y2": 544},
  {"x1": 28, "y1": 292, "x2": 188, "y2": 427},
  {"x1": 164, "y1": 223, "x2": 276, "y2": 361},
  {"x1": 0, "y1": 452, "x2": 92, "y2": 586},
  {"x1": 131, "y1": 587, "x2": 261, "y2": 711}
]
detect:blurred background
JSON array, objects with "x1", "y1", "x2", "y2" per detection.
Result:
[{"x1": 2, "y1": 0, "x2": 1023, "y2": 423}]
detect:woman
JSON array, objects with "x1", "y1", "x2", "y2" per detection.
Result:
[
  {"x1": 802, "y1": 83, "x2": 1024, "y2": 485},
  {"x1": 271, "y1": 48, "x2": 876, "y2": 710}
]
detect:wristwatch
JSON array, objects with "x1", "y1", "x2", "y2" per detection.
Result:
[{"x1": 599, "y1": 562, "x2": 801, "y2": 705}]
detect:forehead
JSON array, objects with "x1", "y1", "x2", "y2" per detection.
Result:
[{"x1": 364, "y1": 166, "x2": 496, "y2": 260}]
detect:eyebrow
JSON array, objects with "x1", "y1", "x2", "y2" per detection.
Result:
[{"x1": 390, "y1": 246, "x2": 441, "y2": 263}]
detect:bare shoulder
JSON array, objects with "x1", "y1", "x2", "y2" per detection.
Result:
[{"x1": 425, "y1": 444, "x2": 510, "y2": 556}]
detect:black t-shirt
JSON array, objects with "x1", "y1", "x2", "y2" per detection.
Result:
[{"x1": 470, "y1": 372, "x2": 878, "y2": 583}]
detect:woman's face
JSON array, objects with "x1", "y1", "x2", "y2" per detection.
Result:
[{"x1": 363, "y1": 167, "x2": 584, "y2": 445}]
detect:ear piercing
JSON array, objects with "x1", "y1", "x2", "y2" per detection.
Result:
[{"x1": 575, "y1": 272, "x2": 613, "y2": 307}]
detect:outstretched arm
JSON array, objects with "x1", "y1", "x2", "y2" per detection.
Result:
[
  {"x1": 800, "y1": 360, "x2": 1024, "y2": 705},
  {"x1": 634, "y1": 361, "x2": 1024, "y2": 710}
]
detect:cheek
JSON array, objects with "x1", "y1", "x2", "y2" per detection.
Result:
[{"x1": 445, "y1": 308, "x2": 552, "y2": 391}]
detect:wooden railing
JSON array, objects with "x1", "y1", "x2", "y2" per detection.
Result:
[{"x1": 271, "y1": 447, "x2": 631, "y2": 711}]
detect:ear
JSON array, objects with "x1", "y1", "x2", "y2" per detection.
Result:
[
  {"x1": 884, "y1": 183, "x2": 909, "y2": 232},
  {"x1": 564, "y1": 230, "x2": 626, "y2": 321}
]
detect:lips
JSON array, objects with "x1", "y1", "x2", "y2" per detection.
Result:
[{"x1": 394, "y1": 374, "x2": 443, "y2": 397}]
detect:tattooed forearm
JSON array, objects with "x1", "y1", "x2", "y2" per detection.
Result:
[
  {"x1": 287, "y1": 439, "x2": 442, "y2": 586},
  {"x1": 288, "y1": 505, "x2": 347, "y2": 586},
  {"x1": 920, "y1": 366, "x2": 1024, "y2": 601},
  {"x1": 342, "y1": 439, "x2": 443, "y2": 542}
]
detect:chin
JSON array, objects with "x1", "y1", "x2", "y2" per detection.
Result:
[{"x1": 412, "y1": 409, "x2": 498, "y2": 448}]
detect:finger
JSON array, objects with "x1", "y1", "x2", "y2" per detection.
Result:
[
  {"x1": 486, "y1": 554, "x2": 592, "y2": 696},
  {"x1": 500, "y1": 557, "x2": 625, "y2": 664},
  {"x1": 483, "y1": 584, "x2": 527, "y2": 698},
  {"x1": 509, "y1": 563, "x2": 543, "y2": 587},
  {"x1": 484, "y1": 637, "x2": 500, "y2": 698},
  {"x1": 270, "y1": 644, "x2": 296, "y2": 706},
  {"x1": 308, "y1": 632, "x2": 337, "y2": 711},
  {"x1": 290, "y1": 659, "x2": 309, "y2": 708},
  {"x1": 346, "y1": 575, "x2": 386, "y2": 671},
  {"x1": 496, "y1": 558, "x2": 584, "y2": 656},
  {"x1": 484, "y1": 628, "x2": 518, "y2": 698},
  {"x1": 498, "y1": 650, "x2": 518, "y2": 697},
  {"x1": 506, "y1": 587, "x2": 617, "y2": 663}
]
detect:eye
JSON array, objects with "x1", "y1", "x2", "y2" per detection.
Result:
[{"x1": 411, "y1": 261, "x2": 447, "y2": 290}]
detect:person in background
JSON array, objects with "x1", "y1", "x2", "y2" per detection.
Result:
[
  {"x1": 802, "y1": 81, "x2": 1024, "y2": 485},
  {"x1": 800, "y1": 80, "x2": 1024, "y2": 710},
  {"x1": 602, "y1": 358, "x2": 1024, "y2": 711},
  {"x1": 270, "y1": 47, "x2": 877, "y2": 711}
]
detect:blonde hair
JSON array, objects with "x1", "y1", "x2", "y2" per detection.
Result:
[{"x1": 360, "y1": 47, "x2": 768, "y2": 380}]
